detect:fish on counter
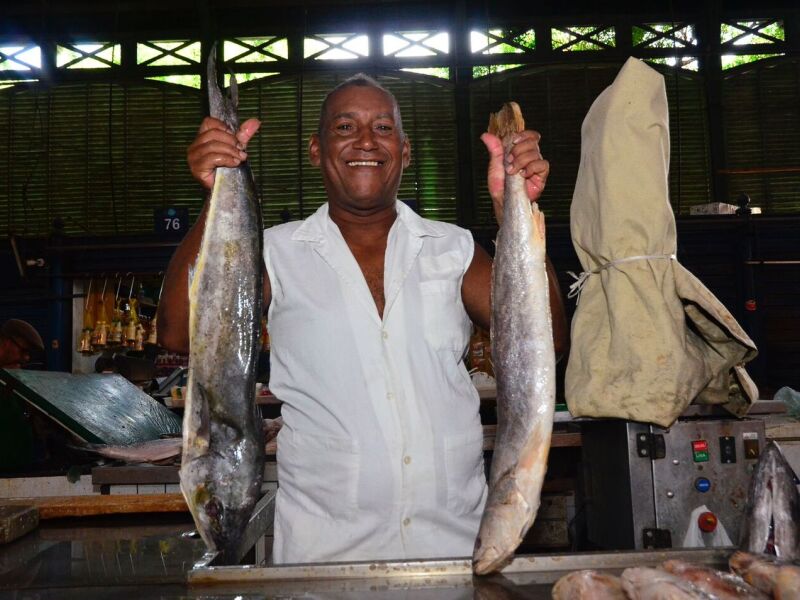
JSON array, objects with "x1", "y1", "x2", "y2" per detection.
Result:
[
  {"x1": 661, "y1": 559, "x2": 767, "y2": 599},
  {"x1": 472, "y1": 102, "x2": 556, "y2": 575},
  {"x1": 75, "y1": 418, "x2": 282, "y2": 464},
  {"x1": 621, "y1": 566, "x2": 716, "y2": 599},
  {"x1": 739, "y1": 441, "x2": 800, "y2": 562},
  {"x1": 179, "y1": 46, "x2": 265, "y2": 560},
  {"x1": 78, "y1": 437, "x2": 183, "y2": 464},
  {"x1": 551, "y1": 570, "x2": 626, "y2": 599},
  {"x1": 729, "y1": 551, "x2": 800, "y2": 599}
]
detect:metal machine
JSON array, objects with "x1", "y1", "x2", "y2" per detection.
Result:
[{"x1": 581, "y1": 414, "x2": 765, "y2": 551}]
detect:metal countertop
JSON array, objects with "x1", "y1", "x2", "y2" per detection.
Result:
[{"x1": 0, "y1": 509, "x2": 732, "y2": 599}]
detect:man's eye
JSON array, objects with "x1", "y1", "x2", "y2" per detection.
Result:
[
  {"x1": 376, "y1": 124, "x2": 393, "y2": 132},
  {"x1": 335, "y1": 123, "x2": 353, "y2": 132}
]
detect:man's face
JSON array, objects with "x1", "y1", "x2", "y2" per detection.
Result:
[
  {"x1": 0, "y1": 337, "x2": 31, "y2": 368},
  {"x1": 309, "y1": 85, "x2": 410, "y2": 216}
]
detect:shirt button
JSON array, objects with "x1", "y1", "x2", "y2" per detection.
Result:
[
  {"x1": 403, "y1": 518, "x2": 411, "y2": 526},
  {"x1": 381, "y1": 330, "x2": 388, "y2": 340},
  {"x1": 403, "y1": 456, "x2": 411, "y2": 465},
  {"x1": 387, "y1": 392, "x2": 394, "y2": 401}
]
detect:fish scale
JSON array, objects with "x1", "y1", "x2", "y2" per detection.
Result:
[
  {"x1": 179, "y1": 46, "x2": 265, "y2": 561},
  {"x1": 472, "y1": 102, "x2": 556, "y2": 575}
]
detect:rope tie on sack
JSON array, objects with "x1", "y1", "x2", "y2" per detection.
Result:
[{"x1": 567, "y1": 253, "x2": 677, "y2": 303}]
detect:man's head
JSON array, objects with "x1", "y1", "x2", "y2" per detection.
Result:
[
  {"x1": 309, "y1": 74, "x2": 411, "y2": 217},
  {"x1": 317, "y1": 75, "x2": 405, "y2": 138},
  {"x1": 0, "y1": 319, "x2": 44, "y2": 368}
]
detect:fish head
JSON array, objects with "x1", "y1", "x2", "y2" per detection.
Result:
[
  {"x1": 740, "y1": 441, "x2": 800, "y2": 561},
  {"x1": 180, "y1": 442, "x2": 263, "y2": 557},
  {"x1": 310, "y1": 83, "x2": 410, "y2": 217}
]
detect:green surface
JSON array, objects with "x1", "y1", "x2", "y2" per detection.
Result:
[
  {"x1": 0, "y1": 369, "x2": 181, "y2": 445},
  {"x1": 0, "y1": 390, "x2": 34, "y2": 472}
]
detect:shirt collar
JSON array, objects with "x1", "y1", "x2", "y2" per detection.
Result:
[{"x1": 291, "y1": 201, "x2": 447, "y2": 243}]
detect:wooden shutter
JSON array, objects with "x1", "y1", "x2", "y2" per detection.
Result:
[
  {"x1": 469, "y1": 62, "x2": 710, "y2": 224},
  {"x1": 0, "y1": 81, "x2": 203, "y2": 236},
  {"x1": 722, "y1": 56, "x2": 800, "y2": 213}
]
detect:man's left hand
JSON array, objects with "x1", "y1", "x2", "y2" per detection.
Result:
[{"x1": 481, "y1": 130, "x2": 550, "y2": 226}]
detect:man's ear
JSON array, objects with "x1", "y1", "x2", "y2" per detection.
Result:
[
  {"x1": 308, "y1": 133, "x2": 321, "y2": 166},
  {"x1": 402, "y1": 137, "x2": 411, "y2": 169}
]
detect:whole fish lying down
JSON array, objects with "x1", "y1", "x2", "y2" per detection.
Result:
[
  {"x1": 661, "y1": 559, "x2": 767, "y2": 599},
  {"x1": 179, "y1": 46, "x2": 265, "y2": 560},
  {"x1": 551, "y1": 570, "x2": 626, "y2": 599},
  {"x1": 729, "y1": 551, "x2": 800, "y2": 599},
  {"x1": 77, "y1": 418, "x2": 282, "y2": 464},
  {"x1": 472, "y1": 102, "x2": 556, "y2": 575},
  {"x1": 79, "y1": 437, "x2": 183, "y2": 464},
  {"x1": 621, "y1": 567, "x2": 715, "y2": 599}
]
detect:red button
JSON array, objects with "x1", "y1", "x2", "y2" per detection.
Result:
[
  {"x1": 698, "y1": 512, "x2": 717, "y2": 533},
  {"x1": 692, "y1": 440, "x2": 708, "y2": 452}
]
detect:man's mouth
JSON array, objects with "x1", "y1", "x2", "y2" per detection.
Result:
[{"x1": 346, "y1": 160, "x2": 383, "y2": 167}]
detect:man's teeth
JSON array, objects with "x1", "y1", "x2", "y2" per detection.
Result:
[{"x1": 347, "y1": 161, "x2": 381, "y2": 166}]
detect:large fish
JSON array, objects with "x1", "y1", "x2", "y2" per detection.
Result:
[
  {"x1": 739, "y1": 441, "x2": 800, "y2": 561},
  {"x1": 472, "y1": 102, "x2": 556, "y2": 575},
  {"x1": 179, "y1": 46, "x2": 265, "y2": 560},
  {"x1": 730, "y1": 551, "x2": 800, "y2": 599}
]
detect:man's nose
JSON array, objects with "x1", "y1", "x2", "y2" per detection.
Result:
[{"x1": 355, "y1": 127, "x2": 376, "y2": 150}]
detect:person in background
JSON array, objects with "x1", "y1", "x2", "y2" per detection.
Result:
[
  {"x1": 159, "y1": 74, "x2": 568, "y2": 564},
  {"x1": 0, "y1": 319, "x2": 44, "y2": 369}
]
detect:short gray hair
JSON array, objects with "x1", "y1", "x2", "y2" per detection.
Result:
[{"x1": 317, "y1": 73, "x2": 404, "y2": 137}]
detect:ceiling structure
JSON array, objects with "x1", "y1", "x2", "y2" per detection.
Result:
[{"x1": 2, "y1": 0, "x2": 798, "y2": 41}]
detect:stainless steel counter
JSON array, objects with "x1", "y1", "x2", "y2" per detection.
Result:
[{"x1": 0, "y1": 507, "x2": 732, "y2": 600}]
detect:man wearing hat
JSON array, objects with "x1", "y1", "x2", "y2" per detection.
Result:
[{"x1": 0, "y1": 319, "x2": 44, "y2": 369}]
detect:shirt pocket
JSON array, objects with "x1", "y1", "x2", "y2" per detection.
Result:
[
  {"x1": 444, "y1": 429, "x2": 487, "y2": 516},
  {"x1": 420, "y1": 280, "x2": 468, "y2": 353},
  {"x1": 277, "y1": 429, "x2": 360, "y2": 520}
]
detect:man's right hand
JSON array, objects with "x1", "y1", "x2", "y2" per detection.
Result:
[{"x1": 187, "y1": 116, "x2": 261, "y2": 190}]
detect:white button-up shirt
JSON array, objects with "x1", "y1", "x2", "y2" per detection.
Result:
[{"x1": 264, "y1": 201, "x2": 487, "y2": 565}]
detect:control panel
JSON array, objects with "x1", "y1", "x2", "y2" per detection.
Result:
[{"x1": 649, "y1": 419, "x2": 764, "y2": 548}]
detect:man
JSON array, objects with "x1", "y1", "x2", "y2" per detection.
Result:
[
  {"x1": 0, "y1": 319, "x2": 44, "y2": 369},
  {"x1": 159, "y1": 75, "x2": 567, "y2": 564}
]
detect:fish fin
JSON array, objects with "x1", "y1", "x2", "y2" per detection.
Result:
[
  {"x1": 531, "y1": 204, "x2": 546, "y2": 244},
  {"x1": 229, "y1": 70, "x2": 239, "y2": 109},
  {"x1": 195, "y1": 383, "x2": 212, "y2": 446},
  {"x1": 487, "y1": 102, "x2": 525, "y2": 140},
  {"x1": 207, "y1": 43, "x2": 224, "y2": 121}
]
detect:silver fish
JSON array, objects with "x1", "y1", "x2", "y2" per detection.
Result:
[
  {"x1": 80, "y1": 438, "x2": 182, "y2": 464},
  {"x1": 551, "y1": 570, "x2": 627, "y2": 599},
  {"x1": 179, "y1": 46, "x2": 265, "y2": 560},
  {"x1": 739, "y1": 441, "x2": 800, "y2": 561},
  {"x1": 621, "y1": 567, "x2": 714, "y2": 600},
  {"x1": 472, "y1": 102, "x2": 556, "y2": 575},
  {"x1": 661, "y1": 559, "x2": 767, "y2": 599}
]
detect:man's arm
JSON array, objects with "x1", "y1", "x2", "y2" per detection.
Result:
[
  {"x1": 157, "y1": 116, "x2": 266, "y2": 353},
  {"x1": 462, "y1": 244, "x2": 569, "y2": 361}
]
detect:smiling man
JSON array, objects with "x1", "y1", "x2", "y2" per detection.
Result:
[{"x1": 159, "y1": 74, "x2": 567, "y2": 564}]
